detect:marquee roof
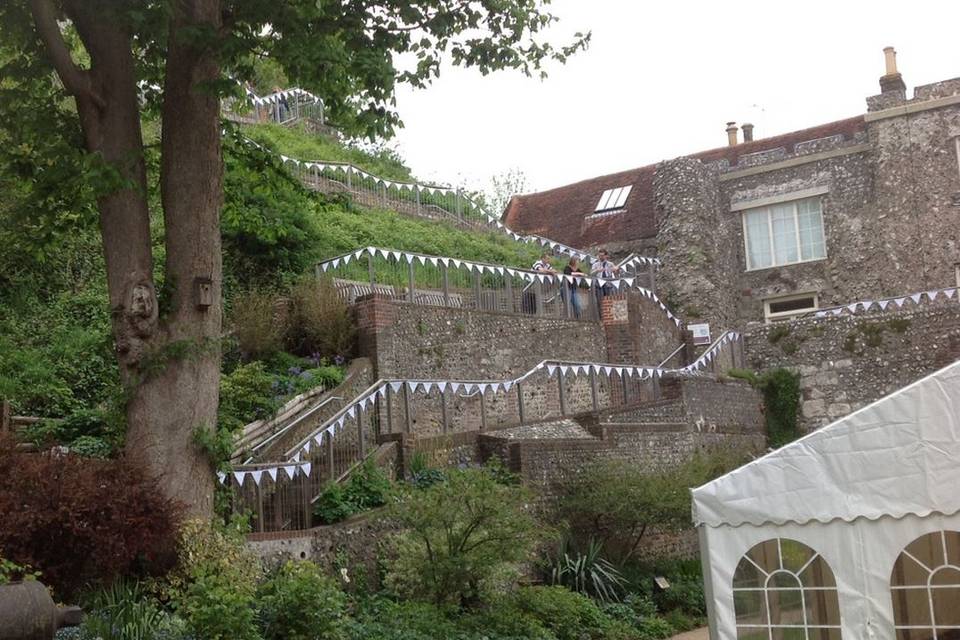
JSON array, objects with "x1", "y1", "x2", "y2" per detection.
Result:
[{"x1": 692, "y1": 359, "x2": 960, "y2": 528}]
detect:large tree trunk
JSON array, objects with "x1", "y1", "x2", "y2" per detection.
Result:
[
  {"x1": 125, "y1": 0, "x2": 224, "y2": 518},
  {"x1": 31, "y1": 0, "x2": 222, "y2": 517}
]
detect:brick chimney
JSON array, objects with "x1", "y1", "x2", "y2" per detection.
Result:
[
  {"x1": 726, "y1": 122, "x2": 739, "y2": 146},
  {"x1": 879, "y1": 46, "x2": 906, "y2": 97},
  {"x1": 742, "y1": 123, "x2": 755, "y2": 143}
]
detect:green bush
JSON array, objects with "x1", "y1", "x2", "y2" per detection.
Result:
[
  {"x1": 313, "y1": 460, "x2": 392, "y2": 525},
  {"x1": 165, "y1": 518, "x2": 262, "y2": 640},
  {"x1": 509, "y1": 586, "x2": 611, "y2": 640},
  {"x1": 257, "y1": 560, "x2": 348, "y2": 640},
  {"x1": 68, "y1": 435, "x2": 113, "y2": 458},
  {"x1": 347, "y1": 598, "x2": 463, "y2": 640},
  {"x1": 562, "y1": 453, "x2": 746, "y2": 563},
  {"x1": 218, "y1": 361, "x2": 279, "y2": 432},
  {"x1": 385, "y1": 465, "x2": 542, "y2": 606},
  {"x1": 178, "y1": 571, "x2": 260, "y2": 640}
]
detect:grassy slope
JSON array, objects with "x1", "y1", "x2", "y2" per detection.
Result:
[{"x1": 245, "y1": 122, "x2": 415, "y2": 182}]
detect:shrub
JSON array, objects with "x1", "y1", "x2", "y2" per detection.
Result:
[
  {"x1": 178, "y1": 570, "x2": 260, "y2": 640},
  {"x1": 509, "y1": 586, "x2": 610, "y2": 640},
  {"x1": 313, "y1": 459, "x2": 392, "y2": 525},
  {"x1": 257, "y1": 561, "x2": 348, "y2": 640},
  {"x1": 549, "y1": 538, "x2": 625, "y2": 602},
  {"x1": 0, "y1": 441, "x2": 180, "y2": 599},
  {"x1": 166, "y1": 519, "x2": 262, "y2": 640},
  {"x1": 631, "y1": 616, "x2": 675, "y2": 640},
  {"x1": 218, "y1": 361, "x2": 279, "y2": 432},
  {"x1": 561, "y1": 452, "x2": 746, "y2": 562},
  {"x1": 347, "y1": 598, "x2": 463, "y2": 640},
  {"x1": 67, "y1": 434, "x2": 113, "y2": 458},
  {"x1": 385, "y1": 465, "x2": 543, "y2": 606},
  {"x1": 231, "y1": 289, "x2": 285, "y2": 361},
  {"x1": 285, "y1": 277, "x2": 355, "y2": 361}
]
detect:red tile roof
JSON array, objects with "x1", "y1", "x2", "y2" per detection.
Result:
[{"x1": 503, "y1": 116, "x2": 866, "y2": 250}]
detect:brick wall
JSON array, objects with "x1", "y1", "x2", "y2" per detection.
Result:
[{"x1": 745, "y1": 303, "x2": 960, "y2": 431}]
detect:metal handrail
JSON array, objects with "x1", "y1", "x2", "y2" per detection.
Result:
[{"x1": 242, "y1": 395, "x2": 344, "y2": 464}]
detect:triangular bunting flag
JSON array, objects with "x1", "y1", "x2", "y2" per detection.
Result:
[
  {"x1": 217, "y1": 472, "x2": 227, "y2": 484},
  {"x1": 268, "y1": 468, "x2": 278, "y2": 482},
  {"x1": 233, "y1": 471, "x2": 247, "y2": 485},
  {"x1": 894, "y1": 298, "x2": 907, "y2": 307},
  {"x1": 910, "y1": 293, "x2": 922, "y2": 304},
  {"x1": 251, "y1": 470, "x2": 264, "y2": 486},
  {"x1": 927, "y1": 290, "x2": 940, "y2": 301},
  {"x1": 878, "y1": 300, "x2": 890, "y2": 310},
  {"x1": 283, "y1": 465, "x2": 297, "y2": 480},
  {"x1": 301, "y1": 463, "x2": 312, "y2": 478}
]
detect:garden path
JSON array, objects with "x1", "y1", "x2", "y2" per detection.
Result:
[{"x1": 670, "y1": 627, "x2": 709, "y2": 640}]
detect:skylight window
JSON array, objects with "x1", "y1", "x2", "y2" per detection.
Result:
[{"x1": 595, "y1": 185, "x2": 632, "y2": 212}]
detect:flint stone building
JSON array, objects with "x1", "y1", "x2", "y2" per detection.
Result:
[{"x1": 504, "y1": 49, "x2": 960, "y2": 327}]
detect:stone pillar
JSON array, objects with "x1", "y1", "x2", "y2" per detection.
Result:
[{"x1": 350, "y1": 294, "x2": 396, "y2": 376}]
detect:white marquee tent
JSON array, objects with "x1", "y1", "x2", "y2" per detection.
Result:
[{"x1": 692, "y1": 359, "x2": 960, "y2": 640}]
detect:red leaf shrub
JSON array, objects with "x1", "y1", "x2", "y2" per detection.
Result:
[{"x1": 0, "y1": 437, "x2": 182, "y2": 599}]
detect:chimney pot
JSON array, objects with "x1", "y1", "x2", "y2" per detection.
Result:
[
  {"x1": 726, "y1": 122, "x2": 739, "y2": 147},
  {"x1": 883, "y1": 46, "x2": 898, "y2": 76},
  {"x1": 742, "y1": 123, "x2": 754, "y2": 143},
  {"x1": 879, "y1": 46, "x2": 906, "y2": 96}
]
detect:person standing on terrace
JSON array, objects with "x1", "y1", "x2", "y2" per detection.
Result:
[
  {"x1": 591, "y1": 249, "x2": 620, "y2": 301},
  {"x1": 563, "y1": 257, "x2": 586, "y2": 318}
]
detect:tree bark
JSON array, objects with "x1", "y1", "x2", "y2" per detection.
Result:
[
  {"x1": 124, "y1": 0, "x2": 224, "y2": 518},
  {"x1": 32, "y1": 0, "x2": 223, "y2": 517}
]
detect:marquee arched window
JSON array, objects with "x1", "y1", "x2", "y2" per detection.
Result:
[
  {"x1": 733, "y1": 538, "x2": 842, "y2": 639},
  {"x1": 891, "y1": 530, "x2": 960, "y2": 640}
]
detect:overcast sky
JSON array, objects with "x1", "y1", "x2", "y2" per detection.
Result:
[{"x1": 390, "y1": 0, "x2": 960, "y2": 200}]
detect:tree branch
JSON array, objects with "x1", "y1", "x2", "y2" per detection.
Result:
[{"x1": 29, "y1": 0, "x2": 105, "y2": 109}]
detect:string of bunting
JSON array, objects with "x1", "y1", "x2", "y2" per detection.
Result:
[
  {"x1": 220, "y1": 331, "x2": 742, "y2": 487},
  {"x1": 813, "y1": 286, "x2": 958, "y2": 318},
  {"x1": 284, "y1": 332, "x2": 740, "y2": 468},
  {"x1": 316, "y1": 247, "x2": 680, "y2": 326},
  {"x1": 248, "y1": 136, "x2": 659, "y2": 267},
  {"x1": 248, "y1": 87, "x2": 321, "y2": 107},
  {"x1": 218, "y1": 460, "x2": 313, "y2": 487}
]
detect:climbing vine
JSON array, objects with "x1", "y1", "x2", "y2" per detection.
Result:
[{"x1": 729, "y1": 367, "x2": 802, "y2": 448}]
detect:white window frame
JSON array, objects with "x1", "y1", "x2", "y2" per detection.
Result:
[
  {"x1": 891, "y1": 530, "x2": 960, "y2": 639},
  {"x1": 733, "y1": 538, "x2": 842, "y2": 639},
  {"x1": 764, "y1": 292, "x2": 819, "y2": 323},
  {"x1": 595, "y1": 185, "x2": 632, "y2": 212},
  {"x1": 741, "y1": 196, "x2": 828, "y2": 271}
]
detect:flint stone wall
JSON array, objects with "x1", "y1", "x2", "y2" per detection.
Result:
[{"x1": 745, "y1": 302, "x2": 960, "y2": 432}]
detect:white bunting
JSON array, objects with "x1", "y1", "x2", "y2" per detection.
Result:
[
  {"x1": 927, "y1": 290, "x2": 940, "y2": 301},
  {"x1": 422, "y1": 382, "x2": 434, "y2": 394},
  {"x1": 946, "y1": 289, "x2": 957, "y2": 299},
  {"x1": 450, "y1": 382, "x2": 461, "y2": 393},
  {"x1": 284, "y1": 465, "x2": 297, "y2": 480},
  {"x1": 547, "y1": 365, "x2": 557, "y2": 376},
  {"x1": 437, "y1": 382, "x2": 447, "y2": 393},
  {"x1": 503, "y1": 381, "x2": 514, "y2": 393},
  {"x1": 910, "y1": 293, "x2": 923, "y2": 304},
  {"x1": 233, "y1": 471, "x2": 247, "y2": 486},
  {"x1": 560, "y1": 365, "x2": 570, "y2": 376},
  {"x1": 251, "y1": 470, "x2": 264, "y2": 486},
  {"x1": 894, "y1": 298, "x2": 906, "y2": 307},
  {"x1": 217, "y1": 472, "x2": 226, "y2": 484},
  {"x1": 301, "y1": 463, "x2": 312, "y2": 478},
  {"x1": 478, "y1": 383, "x2": 489, "y2": 395},
  {"x1": 268, "y1": 468, "x2": 278, "y2": 482},
  {"x1": 346, "y1": 406, "x2": 355, "y2": 419}
]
